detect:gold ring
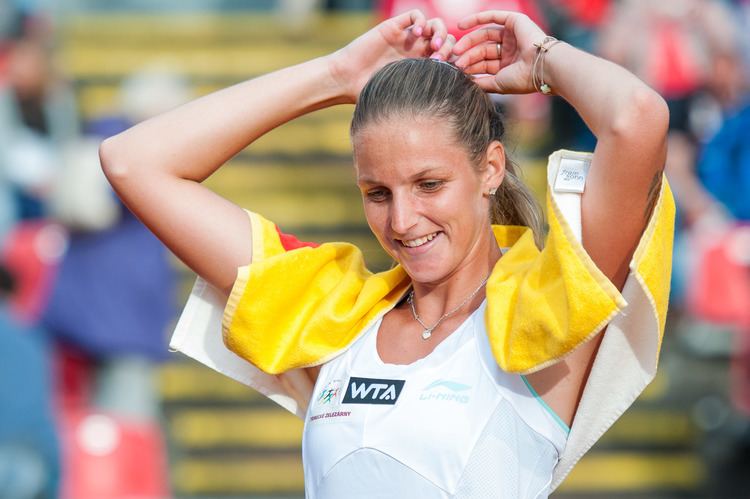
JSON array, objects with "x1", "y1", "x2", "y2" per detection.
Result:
[{"x1": 496, "y1": 43, "x2": 502, "y2": 58}]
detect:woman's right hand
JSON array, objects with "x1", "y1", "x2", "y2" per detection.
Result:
[
  {"x1": 328, "y1": 10, "x2": 455, "y2": 103},
  {"x1": 451, "y1": 10, "x2": 548, "y2": 94}
]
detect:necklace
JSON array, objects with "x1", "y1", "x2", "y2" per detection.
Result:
[{"x1": 407, "y1": 273, "x2": 491, "y2": 340}]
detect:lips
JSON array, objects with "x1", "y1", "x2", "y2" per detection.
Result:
[{"x1": 399, "y1": 231, "x2": 440, "y2": 248}]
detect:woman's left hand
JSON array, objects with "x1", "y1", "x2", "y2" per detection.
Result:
[{"x1": 451, "y1": 10, "x2": 548, "y2": 94}]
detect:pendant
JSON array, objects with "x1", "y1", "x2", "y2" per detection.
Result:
[{"x1": 421, "y1": 329, "x2": 432, "y2": 340}]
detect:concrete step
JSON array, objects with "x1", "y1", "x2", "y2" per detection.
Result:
[
  {"x1": 62, "y1": 42, "x2": 336, "y2": 80},
  {"x1": 166, "y1": 407, "x2": 303, "y2": 451},
  {"x1": 60, "y1": 13, "x2": 372, "y2": 119},
  {"x1": 60, "y1": 13, "x2": 374, "y2": 44},
  {"x1": 171, "y1": 452, "x2": 303, "y2": 496},
  {"x1": 160, "y1": 361, "x2": 267, "y2": 405},
  {"x1": 557, "y1": 451, "x2": 705, "y2": 496}
]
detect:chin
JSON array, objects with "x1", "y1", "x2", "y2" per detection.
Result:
[{"x1": 398, "y1": 260, "x2": 451, "y2": 286}]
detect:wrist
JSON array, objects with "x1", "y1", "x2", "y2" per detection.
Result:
[
  {"x1": 531, "y1": 37, "x2": 565, "y2": 95},
  {"x1": 325, "y1": 50, "x2": 358, "y2": 104}
]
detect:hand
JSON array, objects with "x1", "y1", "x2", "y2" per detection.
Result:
[
  {"x1": 451, "y1": 11, "x2": 548, "y2": 94},
  {"x1": 328, "y1": 10, "x2": 456, "y2": 103}
]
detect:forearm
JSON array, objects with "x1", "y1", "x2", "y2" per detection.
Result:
[
  {"x1": 100, "y1": 55, "x2": 348, "y2": 181},
  {"x1": 97, "y1": 55, "x2": 348, "y2": 292},
  {"x1": 95, "y1": 10, "x2": 446, "y2": 293},
  {"x1": 544, "y1": 42, "x2": 667, "y2": 141}
]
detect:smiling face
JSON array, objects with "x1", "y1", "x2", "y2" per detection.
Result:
[{"x1": 354, "y1": 115, "x2": 504, "y2": 286}]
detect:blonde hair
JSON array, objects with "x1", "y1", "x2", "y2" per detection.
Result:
[{"x1": 350, "y1": 58, "x2": 544, "y2": 248}]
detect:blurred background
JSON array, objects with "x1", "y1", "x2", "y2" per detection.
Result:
[{"x1": 0, "y1": 0, "x2": 748, "y2": 498}]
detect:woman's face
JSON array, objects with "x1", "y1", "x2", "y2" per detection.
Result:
[{"x1": 354, "y1": 116, "x2": 504, "y2": 285}]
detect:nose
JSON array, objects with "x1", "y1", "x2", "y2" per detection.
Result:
[{"x1": 389, "y1": 192, "x2": 419, "y2": 236}]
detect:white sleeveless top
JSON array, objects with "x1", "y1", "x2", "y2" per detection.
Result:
[{"x1": 302, "y1": 301, "x2": 569, "y2": 498}]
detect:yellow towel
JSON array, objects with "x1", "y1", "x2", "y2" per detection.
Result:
[{"x1": 222, "y1": 172, "x2": 673, "y2": 377}]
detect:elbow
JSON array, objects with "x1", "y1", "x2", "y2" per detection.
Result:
[
  {"x1": 610, "y1": 86, "x2": 669, "y2": 144},
  {"x1": 98, "y1": 136, "x2": 131, "y2": 185}
]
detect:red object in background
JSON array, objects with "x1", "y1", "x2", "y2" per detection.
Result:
[
  {"x1": 59, "y1": 410, "x2": 170, "y2": 499},
  {"x1": 645, "y1": 20, "x2": 703, "y2": 99},
  {"x1": 378, "y1": 0, "x2": 548, "y2": 40},
  {"x1": 0, "y1": 43, "x2": 13, "y2": 82},
  {"x1": 688, "y1": 225, "x2": 750, "y2": 328},
  {"x1": 54, "y1": 345, "x2": 93, "y2": 414},
  {"x1": 53, "y1": 347, "x2": 171, "y2": 498},
  {"x1": 551, "y1": 0, "x2": 611, "y2": 28},
  {"x1": 1, "y1": 220, "x2": 66, "y2": 323}
]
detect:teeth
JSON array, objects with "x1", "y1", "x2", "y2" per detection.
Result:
[{"x1": 402, "y1": 232, "x2": 438, "y2": 248}]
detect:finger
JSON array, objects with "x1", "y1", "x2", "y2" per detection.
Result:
[
  {"x1": 392, "y1": 9, "x2": 427, "y2": 36},
  {"x1": 452, "y1": 26, "x2": 504, "y2": 55},
  {"x1": 454, "y1": 41, "x2": 503, "y2": 70},
  {"x1": 470, "y1": 74, "x2": 503, "y2": 94},
  {"x1": 457, "y1": 10, "x2": 517, "y2": 31},
  {"x1": 461, "y1": 59, "x2": 502, "y2": 76},
  {"x1": 423, "y1": 17, "x2": 448, "y2": 51},
  {"x1": 430, "y1": 33, "x2": 456, "y2": 61}
]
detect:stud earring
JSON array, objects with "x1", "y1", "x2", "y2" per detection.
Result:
[{"x1": 489, "y1": 187, "x2": 498, "y2": 195}]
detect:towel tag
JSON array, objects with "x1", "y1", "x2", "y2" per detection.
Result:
[{"x1": 554, "y1": 158, "x2": 590, "y2": 194}]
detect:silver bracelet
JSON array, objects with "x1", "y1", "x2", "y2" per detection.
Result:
[{"x1": 531, "y1": 36, "x2": 563, "y2": 95}]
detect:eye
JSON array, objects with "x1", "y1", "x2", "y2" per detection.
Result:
[
  {"x1": 419, "y1": 180, "x2": 444, "y2": 192},
  {"x1": 365, "y1": 189, "x2": 389, "y2": 202}
]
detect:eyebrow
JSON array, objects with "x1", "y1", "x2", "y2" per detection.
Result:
[{"x1": 357, "y1": 166, "x2": 449, "y2": 186}]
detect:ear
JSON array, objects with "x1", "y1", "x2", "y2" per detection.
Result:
[{"x1": 483, "y1": 140, "x2": 506, "y2": 194}]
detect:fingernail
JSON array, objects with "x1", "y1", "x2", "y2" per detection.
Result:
[
  {"x1": 414, "y1": 25, "x2": 423, "y2": 36},
  {"x1": 433, "y1": 37, "x2": 443, "y2": 49},
  {"x1": 430, "y1": 53, "x2": 443, "y2": 61}
]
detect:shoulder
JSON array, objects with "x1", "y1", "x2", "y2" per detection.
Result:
[{"x1": 223, "y1": 214, "x2": 411, "y2": 374}]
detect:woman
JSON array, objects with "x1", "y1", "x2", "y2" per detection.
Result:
[{"x1": 100, "y1": 9, "x2": 674, "y2": 498}]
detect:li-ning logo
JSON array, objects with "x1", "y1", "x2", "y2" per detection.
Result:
[
  {"x1": 342, "y1": 377, "x2": 405, "y2": 405},
  {"x1": 316, "y1": 379, "x2": 342, "y2": 405},
  {"x1": 419, "y1": 380, "x2": 471, "y2": 404}
]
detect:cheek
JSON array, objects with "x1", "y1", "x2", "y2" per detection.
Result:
[
  {"x1": 442, "y1": 181, "x2": 486, "y2": 216},
  {"x1": 363, "y1": 203, "x2": 387, "y2": 237}
]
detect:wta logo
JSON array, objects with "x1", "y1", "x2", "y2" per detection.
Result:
[{"x1": 342, "y1": 377, "x2": 405, "y2": 405}]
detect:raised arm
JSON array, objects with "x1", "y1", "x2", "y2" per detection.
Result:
[
  {"x1": 452, "y1": 11, "x2": 669, "y2": 425},
  {"x1": 99, "y1": 10, "x2": 455, "y2": 294},
  {"x1": 452, "y1": 10, "x2": 668, "y2": 288}
]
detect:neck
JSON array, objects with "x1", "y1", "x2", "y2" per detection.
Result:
[{"x1": 409, "y1": 226, "x2": 502, "y2": 320}]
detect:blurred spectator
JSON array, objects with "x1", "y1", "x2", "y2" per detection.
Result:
[
  {"x1": 0, "y1": 264, "x2": 60, "y2": 499},
  {"x1": 598, "y1": 0, "x2": 738, "y2": 134},
  {"x1": 595, "y1": 0, "x2": 748, "y2": 305},
  {"x1": 35, "y1": 65, "x2": 185, "y2": 496},
  {"x1": 0, "y1": 24, "x2": 79, "y2": 238},
  {"x1": 47, "y1": 64, "x2": 188, "y2": 393},
  {"x1": 650, "y1": 0, "x2": 749, "y2": 311}
]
